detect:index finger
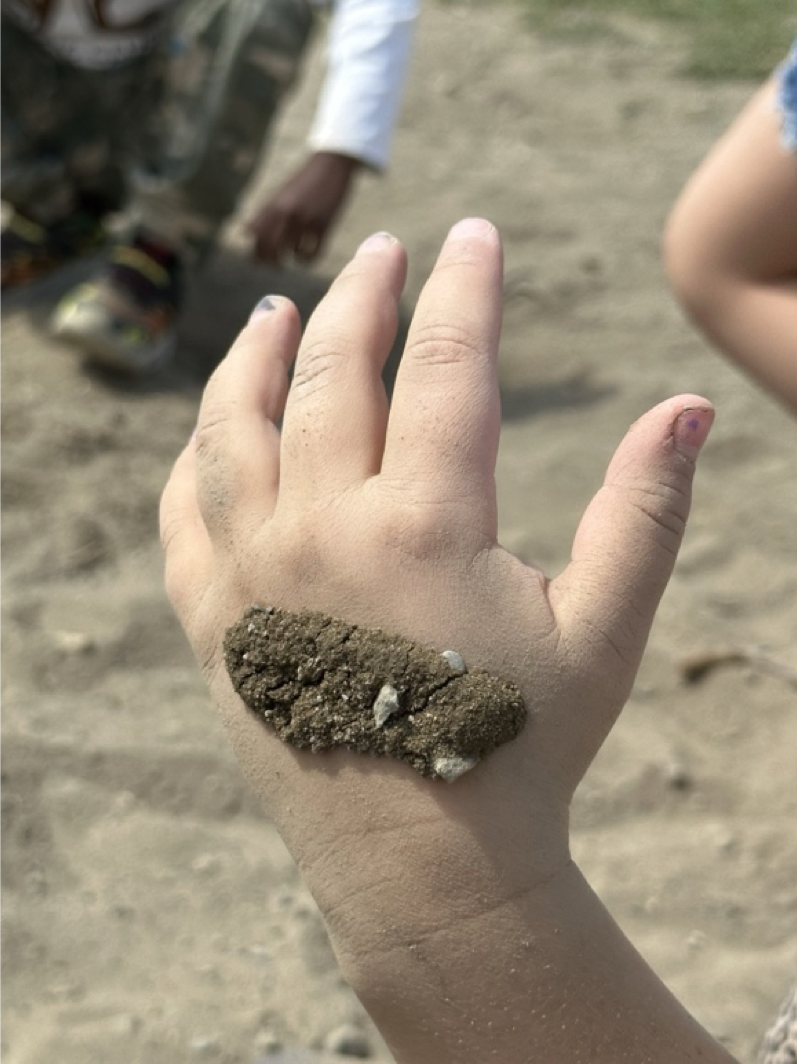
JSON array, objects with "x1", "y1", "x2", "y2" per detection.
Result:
[{"x1": 381, "y1": 219, "x2": 504, "y2": 526}]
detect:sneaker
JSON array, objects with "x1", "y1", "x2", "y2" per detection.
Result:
[
  {"x1": 1, "y1": 208, "x2": 107, "y2": 289},
  {"x1": 50, "y1": 230, "x2": 183, "y2": 375}
]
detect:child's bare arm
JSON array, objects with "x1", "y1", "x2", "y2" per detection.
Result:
[{"x1": 664, "y1": 72, "x2": 797, "y2": 414}]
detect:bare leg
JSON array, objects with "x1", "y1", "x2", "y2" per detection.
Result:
[{"x1": 664, "y1": 78, "x2": 797, "y2": 414}]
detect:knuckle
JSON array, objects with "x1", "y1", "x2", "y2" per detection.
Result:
[
  {"x1": 629, "y1": 481, "x2": 689, "y2": 551},
  {"x1": 159, "y1": 510, "x2": 185, "y2": 555},
  {"x1": 291, "y1": 339, "x2": 349, "y2": 400},
  {"x1": 374, "y1": 495, "x2": 457, "y2": 562},
  {"x1": 407, "y1": 319, "x2": 484, "y2": 368},
  {"x1": 270, "y1": 514, "x2": 330, "y2": 585},
  {"x1": 194, "y1": 397, "x2": 236, "y2": 454}
]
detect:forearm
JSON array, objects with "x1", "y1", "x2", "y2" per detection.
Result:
[{"x1": 330, "y1": 858, "x2": 739, "y2": 1063}]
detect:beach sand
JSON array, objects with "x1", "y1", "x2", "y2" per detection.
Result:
[{"x1": 2, "y1": 5, "x2": 796, "y2": 1062}]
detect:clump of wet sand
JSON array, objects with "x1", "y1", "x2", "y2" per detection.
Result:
[{"x1": 224, "y1": 605, "x2": 527, "y2": 781}]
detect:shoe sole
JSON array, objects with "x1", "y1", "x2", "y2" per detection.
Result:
[
  {"x1": 51, "y1": 306, "x2": 175, "y2": 377},
  {"x1": 50, "y1": 291, "x2": 174, "y2": 378}
]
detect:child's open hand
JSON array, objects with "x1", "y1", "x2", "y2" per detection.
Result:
[{"x1": 160, "y1": 220, "x2": 720, "y2": 1062}]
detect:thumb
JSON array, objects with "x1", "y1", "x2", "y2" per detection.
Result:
[{"x1": 551, "y1": 395, "x2": 714, "y2": 690}]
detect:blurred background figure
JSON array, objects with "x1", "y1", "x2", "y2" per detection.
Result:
[
  {"x1": 1, "y1": 0, "x2": 418, "y2": 375},
  {"x1": 664, "y1": 39, "x2": 797, "y2": 415}
]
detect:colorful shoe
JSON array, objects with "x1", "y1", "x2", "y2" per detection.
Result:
[
  {"x1": 50, "y1": 230, "x2": 183, "y2": 375},
  {"x1": 1, "y1": 208, "x2": 107, "y2": 289}
]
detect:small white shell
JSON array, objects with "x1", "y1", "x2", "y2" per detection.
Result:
[
  {"x1": 373, "y1": 684, "x2": 401, "y2": 728},
  {"x1": 441, "y1": 650, "x2": 466, "y2": 675},
  {"x1": 432, "y1": 754, "x2": 479, "y2": 782}
]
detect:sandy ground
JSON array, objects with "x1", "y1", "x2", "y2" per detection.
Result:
[{"x1": 2, "y1": 5, "x2": 797, "y2": 1062}]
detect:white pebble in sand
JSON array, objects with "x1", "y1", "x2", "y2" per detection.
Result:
[
  {"x1": 441, "y1": 649, "x2": 466, "y2": 674},
  {"x1": 372, "y1": 684, "x2": 401, "y2": 728},
  {"x1": 433, "y1": 754, "x2": 480, "y2": 782}
]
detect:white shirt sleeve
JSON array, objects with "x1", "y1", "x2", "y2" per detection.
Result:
[{"x1": 307, "y1": 0, "x2": 418, "y2": 172}]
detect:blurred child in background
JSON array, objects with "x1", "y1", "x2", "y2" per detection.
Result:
[
  {"x1": 2, "y1": 0, "x2": 417, "y2": 375},
  {"x1": 664, "y1": 39, "x2": 797, "y2": 415}
]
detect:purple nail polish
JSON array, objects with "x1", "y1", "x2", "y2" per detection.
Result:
[{"x1": 673, "y1": 407, "x2": 714, "y2": 456}]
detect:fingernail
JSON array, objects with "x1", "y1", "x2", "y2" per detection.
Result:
[
  {"x1": 446, "y1": 217, "x2": 496, "y2": 241},
  {"x1": 673, "y1": 406, "x2": 714, "y2": 456},
  {"x1": 356, "y1": 231, "x2": 396, "y2": 255},
  {"x1": 249, "y1": 295, "x2": 279, "y2": 321}
]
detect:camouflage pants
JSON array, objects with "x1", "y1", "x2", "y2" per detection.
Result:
[{"x1": 1, "y1": 0, "x2": 315, "y2": 258}]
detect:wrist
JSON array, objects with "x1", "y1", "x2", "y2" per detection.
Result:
[
  {"x1": 290, "y1": 778, "x2": 571, "y2": 1061},
  {"x1": 334, "y1": 854, "x2": 577, "y2": 1063},
  {"x1": 311, "y1": 150, "x2": 366, "y2": 178}
]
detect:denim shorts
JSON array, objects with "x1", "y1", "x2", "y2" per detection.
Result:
[{"x1": 776, "y1": 38, "x2": 797, "y2": 153}]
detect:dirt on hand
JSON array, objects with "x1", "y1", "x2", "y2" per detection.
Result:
[{"x1": 224, "y1": 605, "x2": 527, "y2": 781}]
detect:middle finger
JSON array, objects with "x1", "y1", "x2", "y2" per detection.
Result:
[{"x1": 279, "y1": 232, "x2": 408, "y2": 502}]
